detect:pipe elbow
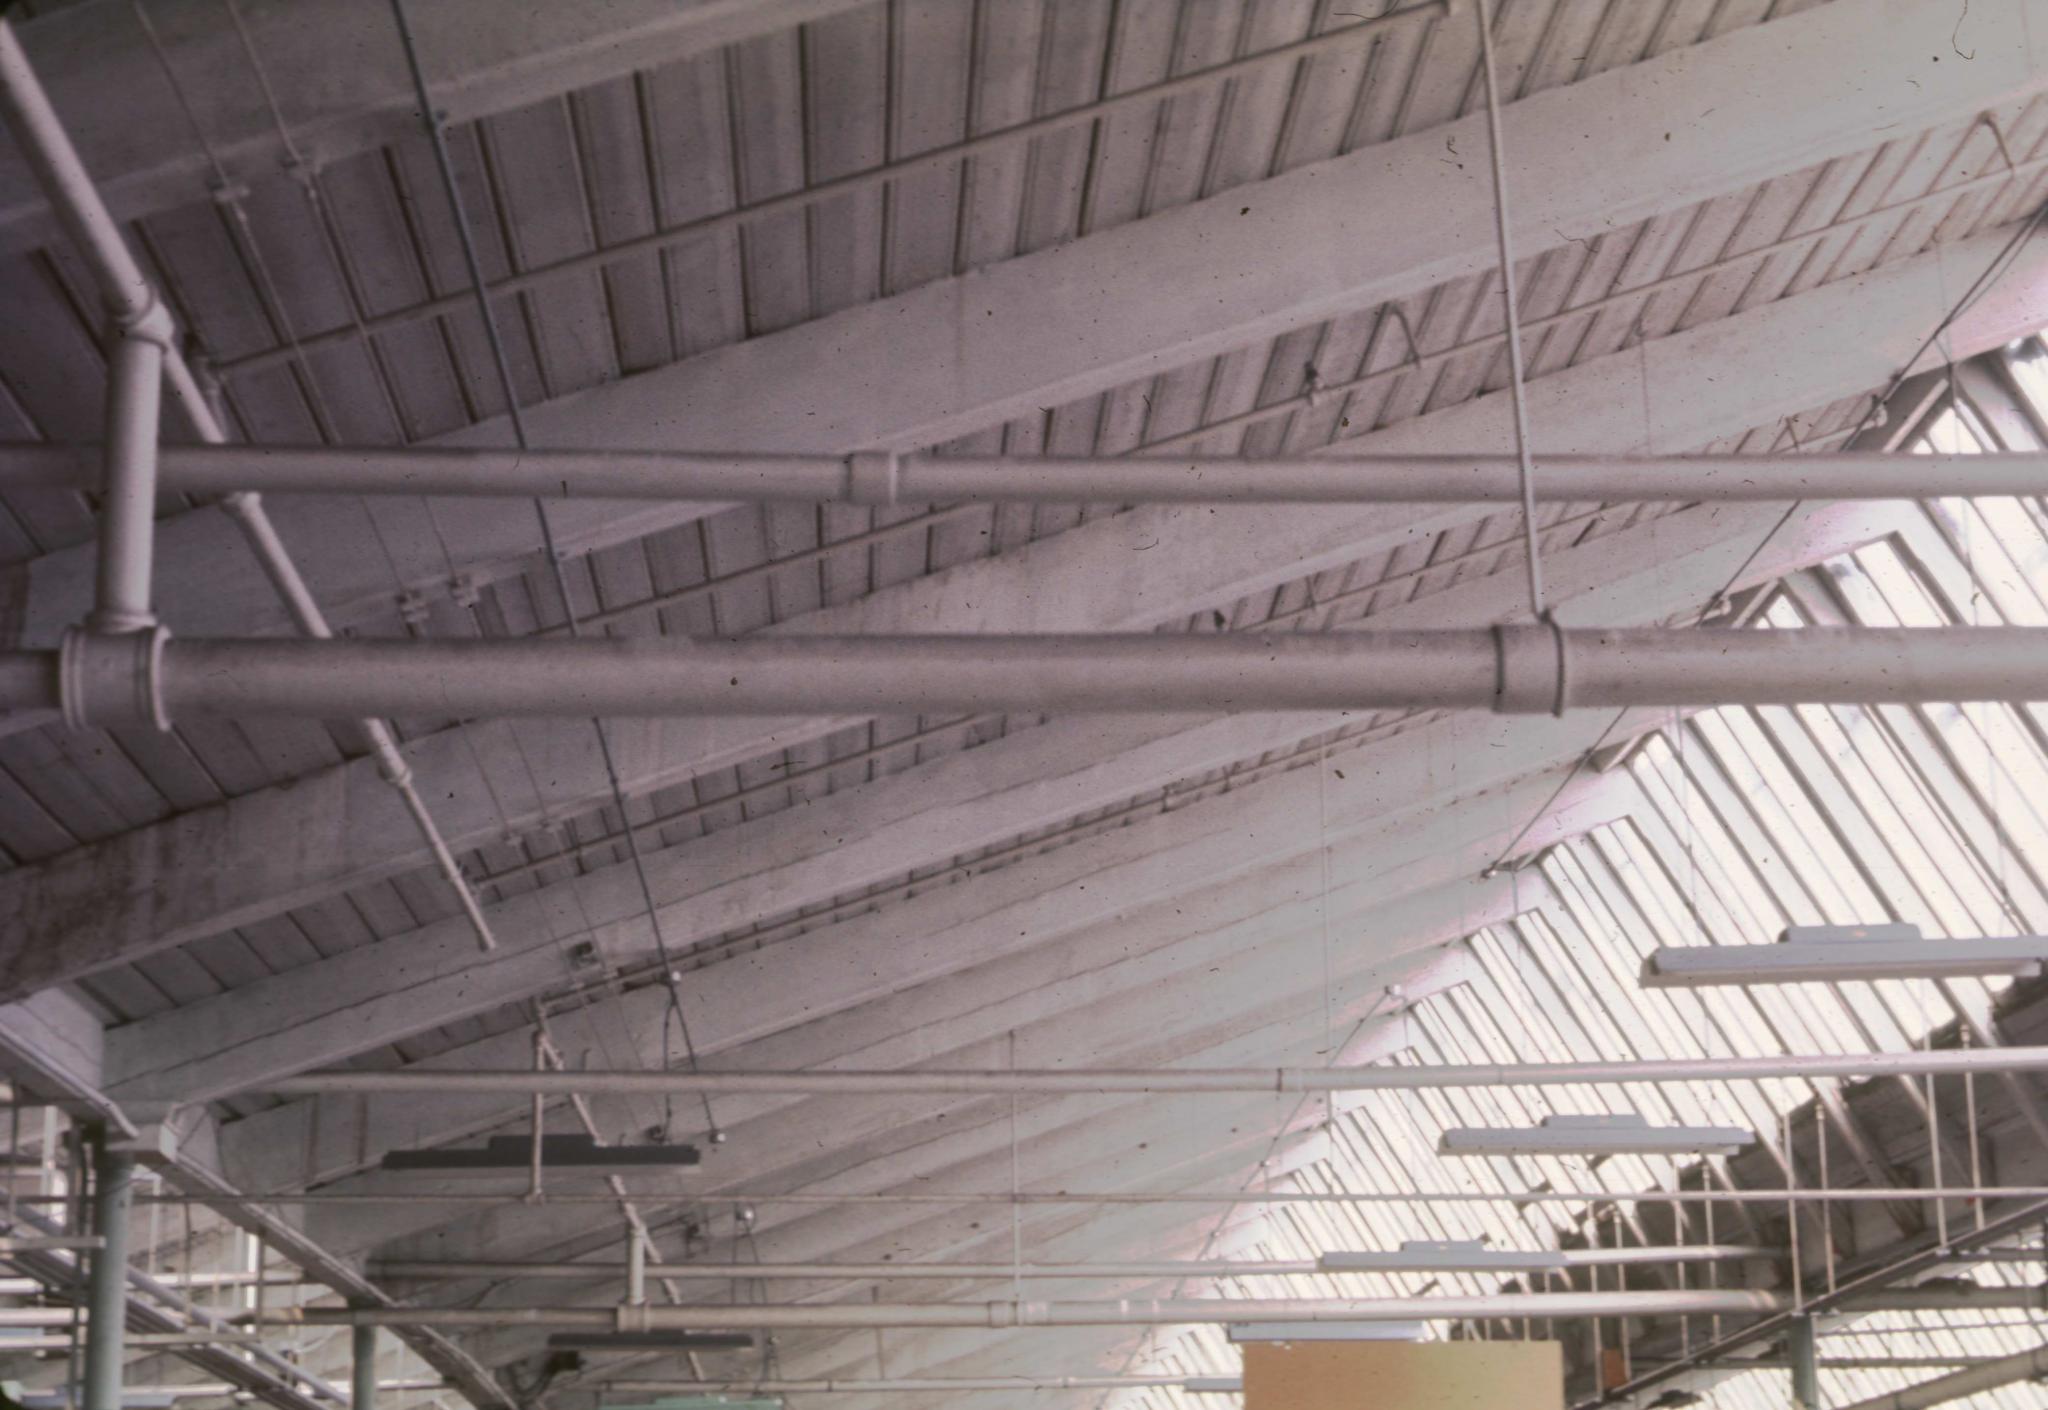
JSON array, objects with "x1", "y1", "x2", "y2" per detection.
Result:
[{"x1": 115, "y1": 293, "x2": 178, "y2": 352}]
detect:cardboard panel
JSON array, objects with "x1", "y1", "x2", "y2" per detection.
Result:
[{"x1": 1243, "y1": 1339, "x2": 1564, "y2": 1410}]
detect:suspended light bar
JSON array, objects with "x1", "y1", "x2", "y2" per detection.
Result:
[
  {"x1": 1641, "y1": 924, "x2": 2048, "y2": 988},
  {"x1": 1226, "y1": 1322, "x2": 1427, "y2": 1344},
  {"x1": 547, "y1": 1332, "x2": 754, "y2": 1354},
  {"x1": 1317, "y1": 1241, "x2": 1568, "y2": 1274},
  {"x1": 1438, "y1": 1114, "x2": 1753, "y2": 1158},
  {"x1": 381, "y1": 1135, "x2": 700, "y2": 1172}
]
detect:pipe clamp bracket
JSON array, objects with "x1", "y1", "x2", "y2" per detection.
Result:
[
  {"x1": 845, "y1": 450, "x2": 900, "y2": 506},
  {"x1": 60, "y1": 626, "x2": 171, "y2": 733},
  {"x1": 1493, "y1": 617, "x2": 1571, "y2": 717}
]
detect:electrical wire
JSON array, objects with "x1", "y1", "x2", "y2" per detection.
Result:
[{"x1": 385, "y1": 0, "x2": 718, "y2": 1145}]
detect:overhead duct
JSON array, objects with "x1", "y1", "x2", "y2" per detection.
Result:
[
  {"x1": 0, "y1": 444, "x2": 2041, "y2": 505},
  {"x1": 13, "y1": 627, "x2": 2048, "y2": 732}
]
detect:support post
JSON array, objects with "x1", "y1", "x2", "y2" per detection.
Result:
[
  {"x1": 351, "y1": 1320, "x2": 376, "y2": 1410},
  {"x1": 82, "y1": 1134, "x2": 132, "y2": 1410},
  {"x1": 1788, "y1": 1314, "x2": 1820, "y2": 1410}
]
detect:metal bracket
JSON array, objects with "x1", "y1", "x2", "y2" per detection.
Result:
[
  {"x1": 845, "y1": 450, "x2": 901, "y2": 506},
  {"x1": 58, "y1": 626, "x2": 171, "y2": 732},
  {"x1": 1492, "y1": 614, "x2": 1570, "y2": 716}
]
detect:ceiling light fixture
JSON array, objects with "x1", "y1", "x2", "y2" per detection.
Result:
[
  {"x1": 1641, "y1": 924, "x2": 2048, "y2": 988},
  {"x1": 1317, "y1": 1240, "x2": 1568, "y2": 1274},
  {"x1": 1226, "y1": 1321, "x2": 1426, "y2": 1344},
  {"x1": 381, "y1": 1135, "x2": 700, "y2": 1173},
  {"x1": 545, "y1": 1332, "x2": 754, "y2": 1354},
  {"x1": 1438, "y1": 1114, "x2": 1752, "y2": 1158}
]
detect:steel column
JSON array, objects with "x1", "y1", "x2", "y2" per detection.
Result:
[
  {"x1": 350, "y1": 1322, "x2": 375, "y2": 1410},
  {"x1": 1789, "y1": 1315, "x2": 1820, "y2": 1410},
  {"x1": 82, "y1": 1137, "x2": 132, "y2": 1410}
]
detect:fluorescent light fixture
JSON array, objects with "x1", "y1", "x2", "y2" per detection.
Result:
[
  {"x1": 1438, "y1": 1113, "x2": 1752, "y2": 1158},
  {"x1": 382, "y1": 1135, "x2": 700, "y2": 1172},
  {"x1": 546, "y1": 1332, "x2": 754, "y2": 1353},
  {"x1": 1318, "y1": 1240, "x2": 1567, "y2": 1274},
  {"x1": 1642, "y1": 924, "x2": 2048, "y2": 988},
  {"x1": 1181, "y1": 1379, "x2": 1243, "y2": 1394},
  {"x1": 1226, "y1": 1322, "x2": 1425, "y2": 1344}
]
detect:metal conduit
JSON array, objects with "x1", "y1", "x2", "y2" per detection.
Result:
[
  {"x1": 0, "y1": 446, "x2": 2039, "y2": 505},
  {"x1": 254, "y1": 1042, "x2": 2048, "y2": 1100},
  {"x1": 0, "y1": 18, "x2": 494, "y2": 952},
  {"x1": 20, "y1": 628, "x2": 2048, "y2": 732},
  {"x1": 279, "y1": 1290, "x2": 1787, "y2": 1331},
  {"x1": 370, "y1": 1247, "x2": 1762, "y2": 1283}
]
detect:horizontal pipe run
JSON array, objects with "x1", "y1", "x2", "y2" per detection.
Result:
[
  {"x1": 603, "y1": 1377, "x2": 1243, "y2": 1395},
  {"x1": 278, "y1": 1290, "x2": 1787, "y2": 1331},
  {"x1": 22, "y1": 628, "x2": 2048, "y2": 731},
  {"x1": 22, "y1": 1186, "x2": 2046, "y2": 1209},
  {"x1": 257, "y1": 1044, "x2": 2048, "y2": 1099},
  {"x1": 2, "y1": 446, "x2": 2041, "y2": 506},
  {"x1": 371, "y1": 1246, "x2": 1762, "y2": 1283}
]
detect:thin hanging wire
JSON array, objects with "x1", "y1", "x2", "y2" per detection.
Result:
[
  {"x1": 1473, "y1": 0, "x2": 1546, "y2": 620},
  {"x1": 386, "y1": 0, "x2": 717, "y2": 1143}
]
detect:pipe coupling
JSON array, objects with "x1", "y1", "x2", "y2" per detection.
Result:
[
  {"x1": 615, "y1": 1303, "x2": 652, "y2": 1334},
  {"x1": 844, "y1": 449, "x2": 901, "y2": 506},
  {"x1": 1492, "y1": 616, "x2": 1571, "y2": 717},
  {"x1": 59, "y1": 625, "x2": 171, "y2": 732},
  {"x1": 114, "y1": 293, "x2": 179, "y2": 353}
]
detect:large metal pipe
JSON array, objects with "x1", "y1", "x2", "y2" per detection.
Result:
[
  {"x1": 1834, "y1": 1341, "x2": 2048, "y2": 1410},
  {"x1": 370, "y1": 1247, "x2": 1762, "y2": 1284},
  {"x1": 21, "y1": 628, "x2": 2048, "y2": 732},
  {"x1": 603, "y1": 1377, "x2": 1243, "y2": 1395},
  {"x1": 281, "y1": 1289, "x2": 1787, "y2": 1331},
  {"x1": 256, "y1": 1041, "x2": 2048, "y2": 1100},
  {"x1": 0, "y1": 17, "x2": 494, "y2": 952},
  {"x1": 0, "y1": 446, "x2": 2039, "y2": 506},
  {"x1": 82, "y1": 1141, "x2": 133, "y2": 1410}
]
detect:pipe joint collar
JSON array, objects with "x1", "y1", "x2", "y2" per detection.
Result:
[
  {"x1": 845, "y1": 450, "x2": 900, "y2": 506},
  {"x1": 114, "y1": 294, "x2": 179, "y2": 353},
  {"x1": 59, "y1": 625, "x2": 170, "y2": 733},
  {"x1": 1493, "y1": 616, "x2": 1571, "y2": 716},
  {"x1": 615, "y1": 1303, "x2": 651, "y2": 1334}
]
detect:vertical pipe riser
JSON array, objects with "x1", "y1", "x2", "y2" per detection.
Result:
[
  {"x1": 83, "y1": 1143, "x2": 132, "y2": 1410},
  {"x1": 89, "y1": 332, "x2": 165, "y2": 634}
]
